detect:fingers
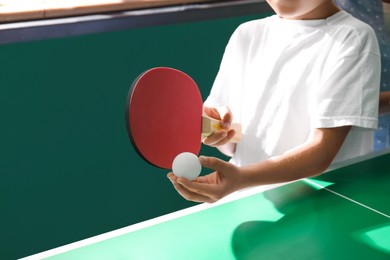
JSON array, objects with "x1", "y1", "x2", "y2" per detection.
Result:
[
  {"x1": 203, "y1": 107, "x2": 221, "y2": 120},
  {"x1": 177, "y1": 178, "x2": 221, "y2": 203},
  {"x1": 199, "y1": 156, "x2": 223, "y2": 171},
  {"x1": 167, "y1": 157, "x2": 236, "y2": 203},
  {"x1": 202, "y1": 106, "x2": 235, "y2": 147},
  {"x1": 167, "y1": 173, "x2": 217, "y2": 203},
  {"x1": 202, "y1": 129, "x2": 236, "y2": 147},
  {"x1": 203, "y1": 106, "x2": 233, "y2": 130},
  {"x1": 216, "y1": 106, "x2": 233, "y2": 129}
]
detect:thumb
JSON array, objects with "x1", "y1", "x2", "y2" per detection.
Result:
[
  {"x1": 199, "y1": 156, "x2": 231, "y2": 174},
  {"x1": 203, "y1": 106, "x2": 221, "y2": 120},
  {"x1": 216, "y1": 106, "x2": 232, "y2": 129}
]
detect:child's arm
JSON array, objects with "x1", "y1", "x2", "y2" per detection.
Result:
[
  {"x1": 168, "y1": 126, "x2": 351, "y2": 203},
  {"x1": 237, "y1": 126, "x2": 351, "y2": 187}
]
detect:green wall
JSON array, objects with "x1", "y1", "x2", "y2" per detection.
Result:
[{"x1": 0, "y1": 14, "x2": 270, "y2": 259}]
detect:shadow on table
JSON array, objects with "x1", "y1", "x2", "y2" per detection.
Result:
[{"x1": 231, "y1": 181, "x2": 390, "y2": 260}]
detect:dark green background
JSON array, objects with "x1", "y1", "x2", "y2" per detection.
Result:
[{"x1": 0, "y1": 13, "x2": 270, "y2": 259}]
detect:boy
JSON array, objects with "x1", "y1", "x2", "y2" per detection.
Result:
[{"x1": 168, "y1": 0, "x2": 381, "y2": 203}]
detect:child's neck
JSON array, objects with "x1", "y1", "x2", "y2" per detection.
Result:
[{"x1": 282, "y1": 2, "x2": 340, "y2": 20}]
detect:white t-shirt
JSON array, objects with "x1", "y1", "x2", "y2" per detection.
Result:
[{"x1": 204, "y1": 11, "x2": 381, "y2": 166}]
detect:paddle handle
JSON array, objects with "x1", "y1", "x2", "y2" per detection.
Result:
[{"x1": 201, "y1": 116, "x2": 242, "y2": 143}]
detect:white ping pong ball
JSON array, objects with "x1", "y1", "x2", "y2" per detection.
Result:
[{"x1": 172, "y1": 152, "x2": 202, "y2": 181}]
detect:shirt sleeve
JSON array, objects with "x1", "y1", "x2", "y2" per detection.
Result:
[{"x1": 312, "y1": 27, "x2": 381, "y2": 130}]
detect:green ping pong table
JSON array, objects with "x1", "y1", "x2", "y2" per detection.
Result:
[{"x1": 23, "y1": 151, "x2": 390, "y2": 260}]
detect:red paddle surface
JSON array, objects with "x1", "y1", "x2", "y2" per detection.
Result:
[{"x1": 127, "y1": 67, "x2": 203, "y2": 169}]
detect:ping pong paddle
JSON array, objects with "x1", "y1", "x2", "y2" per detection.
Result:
[{"x1": 125, "y1": 67, "x2": 241, "y2": 169}]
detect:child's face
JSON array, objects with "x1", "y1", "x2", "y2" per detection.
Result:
[{"x1": 266, "y1": 0, "x2": 336, "y2": 20}]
